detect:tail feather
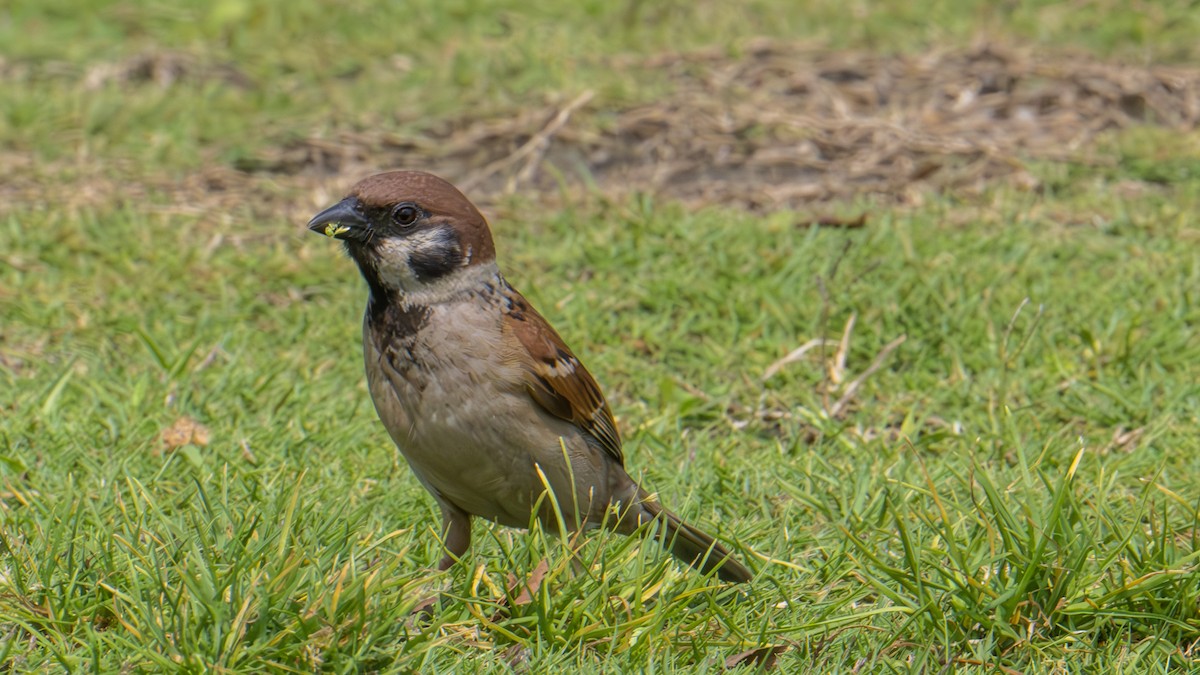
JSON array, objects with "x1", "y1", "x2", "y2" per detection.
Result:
[{"x1": 638, "y1": 495, "x2": 753, "y2": 584}]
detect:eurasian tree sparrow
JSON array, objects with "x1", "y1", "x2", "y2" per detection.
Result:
[{"x1": 308, "y1": 171, "x2": 752, "y2": 583}]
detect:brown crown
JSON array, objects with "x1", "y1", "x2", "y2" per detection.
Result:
[{"x1": 350, "y1": 171, "x2": 497, "y2": 264}]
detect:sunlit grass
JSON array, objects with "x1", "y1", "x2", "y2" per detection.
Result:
[{"x1": 3, "y1": 0, "x2": 1200, "y2": 671}]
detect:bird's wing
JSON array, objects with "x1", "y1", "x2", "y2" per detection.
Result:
[{"x1": 501, "y1": 284, "x2": 624, "y2": 466}]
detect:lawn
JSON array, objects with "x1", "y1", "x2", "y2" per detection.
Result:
[{"x1": 3, "y1": 1, "x2": 1200, "y2": 672}]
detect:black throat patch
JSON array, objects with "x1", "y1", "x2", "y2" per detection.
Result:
[{"x1": 366, "y1": 293, "x2": 431, "y2": 340}]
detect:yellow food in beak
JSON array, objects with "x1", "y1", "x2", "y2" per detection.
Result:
[{"x1": 324, "y1": 223, "x2": 351, "y2": 238}]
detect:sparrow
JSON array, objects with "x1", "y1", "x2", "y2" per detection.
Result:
[{"x1": 307, "y1": 171, "x2": 752, "y2": 583}]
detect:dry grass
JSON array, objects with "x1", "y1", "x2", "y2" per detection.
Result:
[
  {"x1": 243, "y1": 40, "x2": 1200, "y2": 206},
  {"x1": 6, "y1": 41, "x2": 1199, "y2": 219}
]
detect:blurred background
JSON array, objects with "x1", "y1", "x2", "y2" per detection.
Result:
[{"x1": 4, "y1": 0, "x2": 1199, "y2": 217}]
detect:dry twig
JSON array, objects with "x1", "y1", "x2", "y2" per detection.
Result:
[
  {"x1": 763, "y1": 338, "x2": 836, "y2": 381},
  {"x1": 829, "y1": 335, "x2": 907, "y2": 418},
  {"x1": 462, "y1": 90, "x2": 595, "y2": 193}
]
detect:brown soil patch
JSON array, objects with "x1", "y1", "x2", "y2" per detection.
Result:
[
  {"x1": 241, "y1": 41, "x2": 1200, "y2": 208},
  {"x1": 6, "y1": 42, "x2": 1200, "y2": 215}
]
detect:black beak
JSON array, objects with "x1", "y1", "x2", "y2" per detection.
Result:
[{"x1": 307, "y1": 197, "x2": 371, "y2": 241}]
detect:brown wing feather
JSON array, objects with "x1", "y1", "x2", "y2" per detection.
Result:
[{"x1": 502, "y1": 285, "x2": 624, "y2": 466}]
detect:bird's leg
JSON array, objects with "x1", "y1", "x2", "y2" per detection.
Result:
[
  {"x1": 437, "y1": 504, "x2": 472, "y2": 571},
  {"x1": 409, "y1": 505, "x2": 472, "y2": 621}
]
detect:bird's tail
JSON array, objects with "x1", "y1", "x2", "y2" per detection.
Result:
[{"x1": 636, "y1": 492, "x2": 753, "y2": 584}]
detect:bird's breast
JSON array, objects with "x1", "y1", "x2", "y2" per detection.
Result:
[{"x1": 362, "y1": 299, "x2": 548, "y2": 496}]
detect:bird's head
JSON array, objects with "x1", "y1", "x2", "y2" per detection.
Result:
[{"x1": 308, "y1": 171, "x2": 497, "y2": 298}]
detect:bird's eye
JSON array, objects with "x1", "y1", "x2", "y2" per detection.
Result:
[{"x1": 391, "y1": 203, "x2": 420, "y2": 227}]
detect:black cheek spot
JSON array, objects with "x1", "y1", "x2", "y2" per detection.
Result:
[
  {"x1": 406, "y1": 228, "x2": 465, "y2": 282},
  {"x1": 408, "y1": 245, "x2": 464, "y2": 282}
]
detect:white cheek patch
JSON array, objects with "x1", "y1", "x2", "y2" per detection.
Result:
[
  {"x1": 373, "y1": 237, "x2": 423, "y2": 290},
  {"x1": 368, "y1": 230, "x2": 499, "y2": 305},
  {"x1": 372, "y1": 229, "x2": 456, "y2": 291}
]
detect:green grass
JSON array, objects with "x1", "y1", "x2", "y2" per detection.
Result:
[{"x1": 4, "y1": 0, "x2": 1200, "y2": 672}]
